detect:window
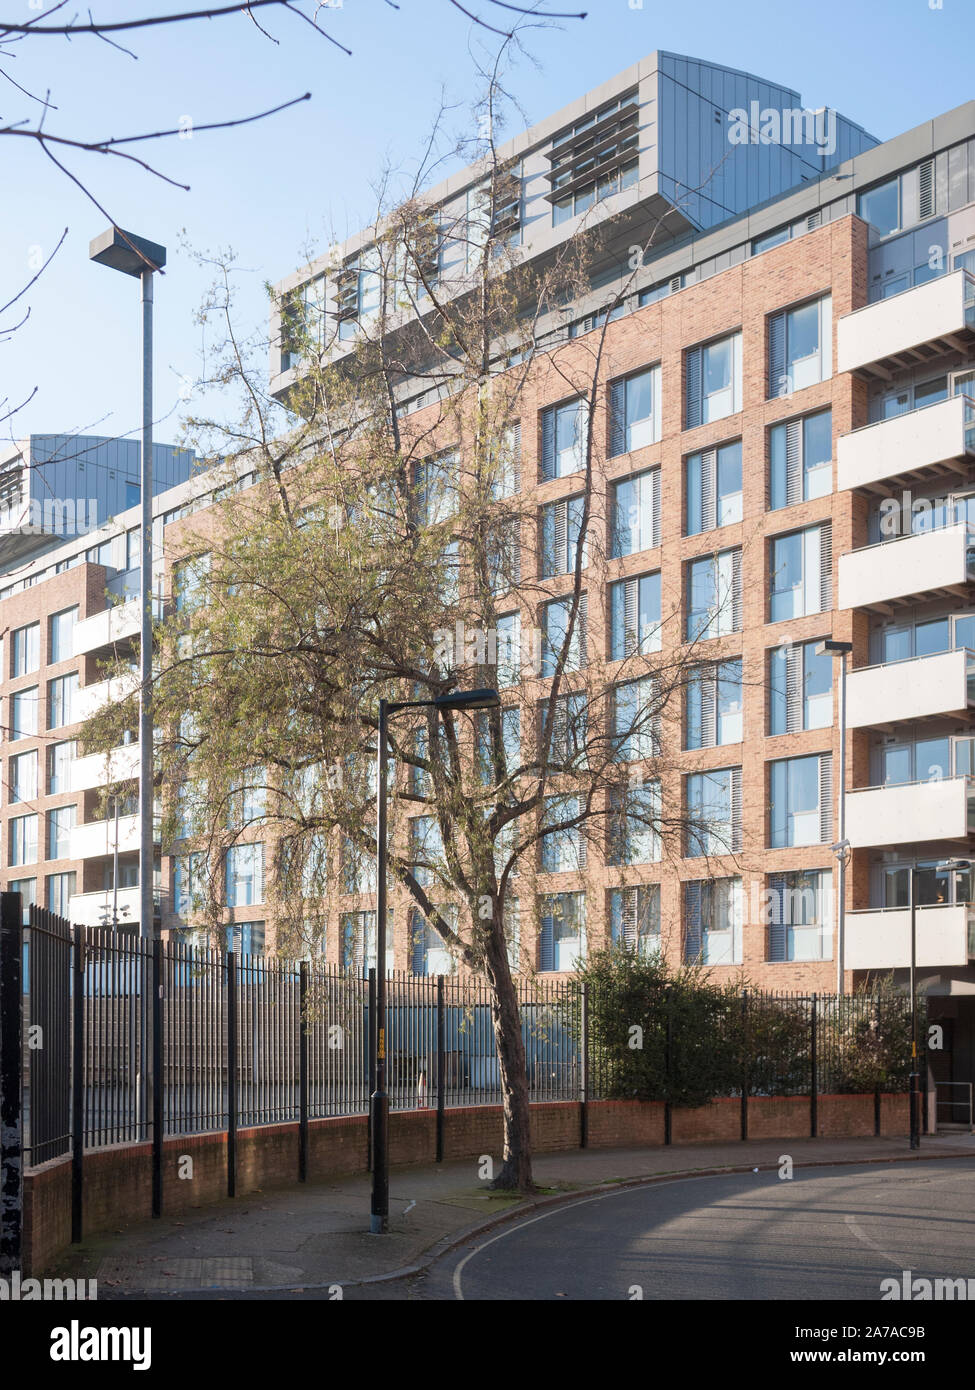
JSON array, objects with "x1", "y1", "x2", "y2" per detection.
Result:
[
  {"x1": 341, "y1": 910, "x2": 394, "y2": 977},
  {"x1": 539, "y1": 692, "x2": 587, "y2": 770},
  {"x1": 475, "y1": 707, "x2": 521, "y2": 786},
  {"x1": 489, "y1": 422, "x2": 521, "y2": 500},
  {"x1": 607, "y1": 781, "x2": 661, "y2": 865},
  {"x1": 611, "y1": 469, "x2": 660, "y2": 556},
  {"x1": 225, "y1": 842, "x2": 264, "y2": 906},
  {"x1": 538, "y1": 892, "x2": 586, "y2": 971},
  {"x1": 174, "y1": 852, "x2": 204, "y2": 916},
  {"x1": 685, "y1": 660, "x2": 743, "y2": 749},
  {"x1": 540, "y1": 794, "x2": 587, "y2": 873},
  {"x1": 769, "y1": 410, "x2": 832, "y2": 508},
  {"x1": 768, "y1": 295, "x2": 831, "y2": 397},
  {"x1": 173, "y1": 553, "x2": 211, "y2": 612},
  {"x1": 496, "y1": 612, "x2": 523, "y2": 688},
  {"x1": 541, "y1": 398, "x2": 588, "y2": 479},
  {"x1": 227, "y1": 768, "x2": 266, "y2": 829},
  {"x1": 46, "y1": 871, "x2": 76, "y2": 917},
  {"x1": 47, "y1": 805, "x2": 75, "y2": 860},
  {"x1": 12, "y1": 623, "x2": 39, "y2": 677},
  {"x1": 226, "y1": 922, "x2": 266, "y2": 955},
  {"x1": 685, "y1": 331, "x2": 742, "y2": 428},
  {"x1": 49, "y1": 607, "x2": 78, "y2": 664},
  {"x1": 879, "y1": 736, "x2": 960, "y2": 785},
  {"x1": 608, "y1": 366, "x2": 661, "y2": 455},
  {"x1": 540, "y1": 495, "x2": 587, "y2": 577},
  {"x1": 769, "y1": 753, "x2": 833, "y2": 847},
  {"x1": 47, "y1": 674, "x2": 79, "y2": 729},
  {"x1": 609, "y1": 573, "x2": 661, "y2": 659},
  {"x1": 10, "y1": 813, "x2": 38, "y2": 866},
  {"x1": 9, "y1": 878, "x2": 36, "y2": 925},
  {"x1": 409, "y1": 816, "x2": 444, "y2": 888},
  {"x1": 11, "y1": 687, "x2": 38, "y2": 740},
  {"x1": 410, "y1": 906, "x2": 456, "y2": 976},
  {"x1": 685, "y1": 768, "x2": 742, "y2": 857},
  {"x1": 859, "y1": 179, "x2": 900, "y2": 238},
  {"x1": 612, "y1": 676, "x2": 659, "y2": 762},
  {"x1": 684, "y1": 878, "x2": 742, "y2": 965},
  {"x1": 336, "y1": 247, "x2": 381, "y2": 342},
  {"x1": 769, "y1": 640, "x2": 832, "y2": 734},
  {"x1": 541, "y1": 595, "x2": 587, "y2": 676},
  {"x1": 752, "y1": 226, "x2": 790, "y2": 255},
  {"x1": 10, "y1": 749, "x2": 37, "y2": 803},
  {"x1": 686, "y1": 549, "x2": 742, "y2": 641},
  {"x1": 767, "y1": 869, "x2": 833, "y2": 962},
  {"x1": 413, "y1": 450, "x2": 458, "y2": 528},
  {"x1": 685, "y1": 441, "x2": 743, "y2": 535},
  {"x1": 125, "y1": 482, "x2": 141, "y2": 509},
  {"x1": 610, "y1": 885, "x2": 660, "y2": 957},
  {"x1": 769, "y1": 524, "x2": 832, "y2": 622}
]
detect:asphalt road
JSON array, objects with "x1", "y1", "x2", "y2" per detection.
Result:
[
  {"x1": 398, "y1": 1159, "x2": 975, "y2": 1301},
  {"x1": 93, "y1": 1159, "x2": 975, "y2": 1301}
]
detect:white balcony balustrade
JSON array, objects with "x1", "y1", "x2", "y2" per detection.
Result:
[
  {"x1": 837, "y1": 394, "x2": 975, "y2": 492},
  {"x1": 838, "y1": 269, "x2": 975, "y2": 379},
  {"x1": 845, "y1": 903, "x2": 975, "y2": 970},
  {"x1": 846, "y1": 648, "x2": 975, "y2": 728},
  {"x1": 847, "y1": 774, "x2": 975, "y2": 848}
]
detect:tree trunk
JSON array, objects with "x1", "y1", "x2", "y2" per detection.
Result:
[{"x1": 484, "y1": 934, "x2": 535, "y2": 1192}]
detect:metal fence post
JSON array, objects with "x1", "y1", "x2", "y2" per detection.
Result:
[
  {"x1": 71, "y1": 924, "x2": 86, "y2": 1244},
  {"x1": 810, "y1": 993, "x2": 818, "y2": 1139},
  {"x1": 227, "y1": 951, "x2": 238, "y2": 1198},
  {"x1": 152, "y1": 939, "x2": 163, "y2": 1218},
  {"x1": 367, "y1": 967, "x2": 376, "y2": 1172},
  {"x1": 664, "y1": 986, "x2": 672, "y2": 1146},
  {"x1": 580, "y1": 981, "x2": 589, "y2": 1149},
  {"x1": 298, "y1": 961, "x2": 309, "y2": 1182},
  {"x1": 436, "y1": 974, "x2": 445, "y2": 1163},
  {"x1": 740, "y1": 988, "x2": 749, "y2": 1142},
  {"x1": 0, "y1": 893, "x2": 24, "y2": 1275}
]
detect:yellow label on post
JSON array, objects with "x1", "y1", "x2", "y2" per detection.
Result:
[{"x1": 378, "y1": 1028, "x2": 385, "y2": 1060}]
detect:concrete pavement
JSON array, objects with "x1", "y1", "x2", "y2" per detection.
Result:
[{"x1": 54, "y1": 1132, "x2": 975, "y2": 1296}]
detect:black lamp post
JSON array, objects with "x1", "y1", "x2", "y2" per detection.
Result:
[
  {"x1": 370, "y1": 688, "x2": 500, "y2": 1234},
  {"x1": 89, "y1": 228, "x2": 166, "y2": 940}
]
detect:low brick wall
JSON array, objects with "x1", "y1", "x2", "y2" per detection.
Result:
[{"x1": 23, "y1": 1093, "x2": 909, "y2": 1275}]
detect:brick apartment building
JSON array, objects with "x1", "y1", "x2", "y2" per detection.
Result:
[{"x1": 3, "y1": 53, "x2": 975, "y2": 1104}]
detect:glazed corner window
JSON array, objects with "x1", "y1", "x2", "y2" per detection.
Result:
[
  {"x1": 769, "y1": 410, "x2": 832, "y2": 509},
  {"x1": 685, "y1": 332, "x2": 742, "y2": 428},
  {"x1": 768, "y1": 295, "x2": 832, "y2": 398},
  {"x1": 858, "y1": 178, "x2": 900, "y2": 238},
  {"x1": 685, "y1": 441, "x2": 743, "y2": 535}
]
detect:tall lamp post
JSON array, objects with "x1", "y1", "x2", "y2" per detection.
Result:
[
  {"x1": 89, "y1": 229, "x2": 166, "y2": 941},
  {"x1": 928, "y1": 858, "x2": 971, "y2": 1140},
  {"x1": 820, "y1": 639, "x2": 853, "y2": 994},
  {"x1": 371, "y1": 687, "x2": 500, "y2": 1234}
]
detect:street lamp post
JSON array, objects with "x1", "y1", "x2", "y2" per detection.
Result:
[
  {"x1": 89, "y1": 229, "x2": 166, "y2": 941},
  {"x1": 930, "y1": 858, "x2": 971, "y2": 1139},
  {"x1": 820, "y1": 640, "x2": 853, "y2": 994},
  {"x1": 908, "y1": 864, "x2": 920, "y2": 1150},
  {"x1": 370, "y1": 687, "x2": 500, "y2": 1235}
]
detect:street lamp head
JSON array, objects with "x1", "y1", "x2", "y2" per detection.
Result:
[
  {"x1": 434, "y1": 688, "x2": 501, "y2": 713},
  {"x1": 89, "y1": 226, "x2": 166, "y2": 278},
  {"x1": 937, "y1": 858, "x2": 971, "y2": 872}
]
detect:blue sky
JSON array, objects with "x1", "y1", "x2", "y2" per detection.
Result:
[{"x1": 2, "y1": 0, "x2": 972, "y2": 452}]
